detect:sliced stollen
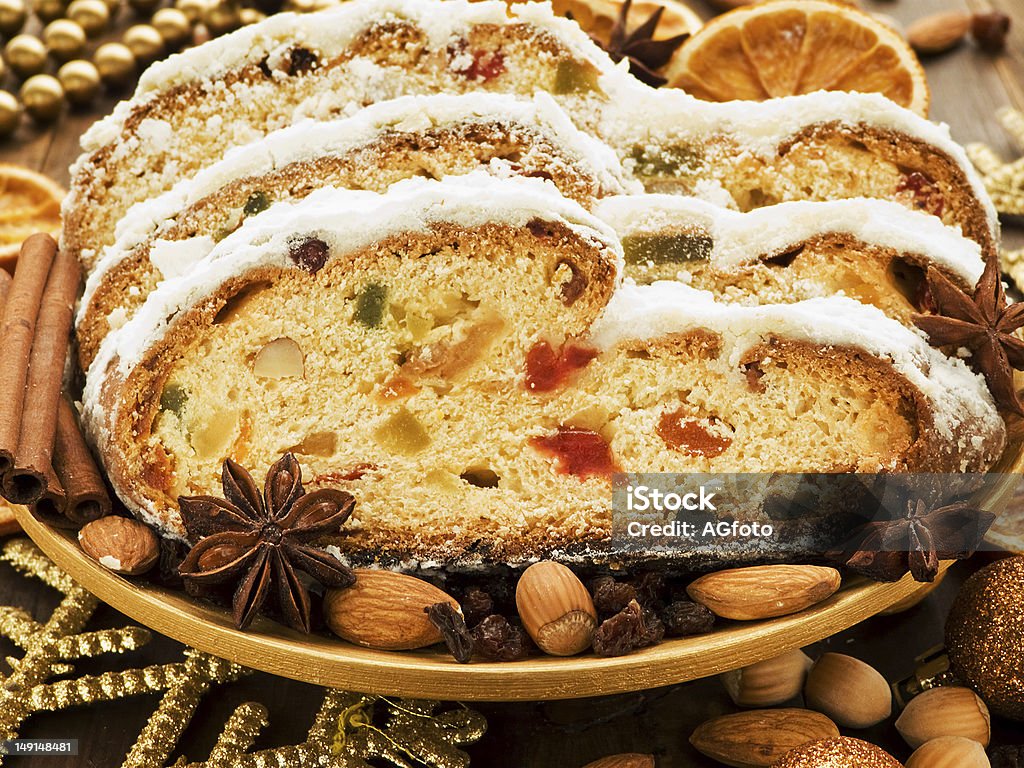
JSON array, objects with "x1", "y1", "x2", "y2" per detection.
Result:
[
  {"x1": 81, "y1": 176, "x2": 1004, "y2": 566},
  {"x1": 82, "y1": 174, "x2": 623, "y2": 546},
  {"x1": 597, "y1": 195, "x2": 986, "y2": 324},
  {"x1": 63, "y1": 0, "x2": 998, "y2": 273},
  {"x1": 75, "y1": 92, "x2": 635, "y2": 371},
  {"x1": 600, "y1": 86, "x2": 999, "y2": 257}
]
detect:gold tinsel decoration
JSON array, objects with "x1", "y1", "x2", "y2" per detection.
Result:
[
  {"x1": 967, "y1": 107, "x2": 1024, "y2": 217},
  {"x1": 0, "y1": 538, "x2": 485, "y2": 767}
]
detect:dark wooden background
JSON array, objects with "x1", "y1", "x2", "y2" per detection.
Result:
[{"x1": 1, "y1": 0, "x2": 1023, "y2": 764}]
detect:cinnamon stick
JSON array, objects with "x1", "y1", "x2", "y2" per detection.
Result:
[
  {"x1": 27, "y1": 464, "x2": 74, "y2": 530},
  {"x1": 0, "y1": 234, "x2": 58, "y2": 479},
  {"x1": 49, "y1": 395, "x2": 110, "y2": 526},
  {"x1": 2, "y1": 244, "x2": 81, "y2": 504}
]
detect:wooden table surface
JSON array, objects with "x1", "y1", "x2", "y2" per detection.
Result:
[{"x1": 1, "y1": 0, "x2": 1023, "y2": 764}]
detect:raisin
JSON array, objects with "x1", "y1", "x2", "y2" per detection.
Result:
[
  {"x1": 992, "y1": 747, "x2": 1024, "y2": 768},
  {"x1": 243, "y1": 190, "x2": 271, "y2": 217},
  {"x1": 288, "y1": 46, "x2": 318, "y2": 74},
  {"x1": 661, "y1": 600, "x2": 715, "y2": 637},
  {"x1": 556, "y1": 259, "x2": 587, "y2": 306},
  {"x1": 470, "y1": 615, "x2": 532, "y2": 661},
  {"x1": 633, "y1": 572, "x2": 667, "y2": 609},
  {"x1": 592, "y1": 599, "x2": 664, "y2": 657},
  {"x1": 591, "y1": 576, "x2": 638, "y2": 618},
  {"x1": 460, "y1": 587, "x2": 494, "y2": 627},
  {"x1": 354, "y1": 283, "x2": 387, "y2": 328},
  {"x1": 288, "y1": 236, "x2": 330, "y2": 274},
  {"x1": 426, "y1": 602, "x2": 473, "y2": 664}
]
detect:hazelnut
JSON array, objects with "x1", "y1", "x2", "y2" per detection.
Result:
[
  {"x1": 721, "y1": 649, "x2": 813, "y2": 707},
  {"x1": 906, "y1": 736, "x2": 991, "y2": 768},
  {"x1": 78, "y1": 516, "x2": 159, "y2": 575},
  {"x1": 804, "y1": 653, "x2": 892, "y2": 729},
  {"x1": 516, "y1": 561, "x2": 596, "y2": 656},
  {"x1": 971, "y1": 11, "x2": 1010, "y2": 52},
  {"x1": 896, "y1": 686, "x2": 991, "y2": 749}
]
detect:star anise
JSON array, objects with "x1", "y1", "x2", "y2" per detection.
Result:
[
  {"x1": 178, "y1": 454, "x2": 356, "y2": 633},
  {"x1": 843, "y1": 499, "x2": 995, "y2": 583},
  {"x1": 590, "y1": 0, "x2": 689, "y2": 87},
  {"x1": 913, "y1": 254, "x2": 1024, "y2": 414}
]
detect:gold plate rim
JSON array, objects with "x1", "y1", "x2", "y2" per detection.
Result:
[{"x1": 10, "y1": 505, "x2": 954, "y2": 701}]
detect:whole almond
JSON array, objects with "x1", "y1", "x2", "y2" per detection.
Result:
[
  {"x1": 720, "y1": 649, "x2": 813, "y2": 707},
  {"x1": 804, "y1": 653, "x2": 892, "y2": 728},
  {"x1": 906, "y1": 736, "x2": 991, "y2": 768},
  {"x1": 581, "y1": 755, "x2": 654, "y2": 768},
  {"x1": 323, "y1": 569, "x2": 460, "y2": 650},
  {"x1": 687, "y1": 565, "x2": 841, "y2": 620},
  {"x1": 516, "y1": 561, "x2": 597, "y2": 656},
  {"x1": 78, "y1": 516, "x2": 158, "y2": 575},
  {"x1": 907, "y1": 11, "x2": 972, "y2": 54},
  {"x1": 896, "y1": 686, "x2": 991, "y2": 749},
  {"x1": 690, "y1": 708, "x2": 839, "y2": 767}
]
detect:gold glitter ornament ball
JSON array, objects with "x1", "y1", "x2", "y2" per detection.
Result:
[
  {"x1": 0, "y1": 0, "x2": 27, "y2": 37},
  {"x1": 94, "y1": 41, "x2": 136, "y2": 86},
  {"x1": 35, "y1": 0, "x2": 68, "y2": 22},
  {"x1": 123, "y1": 23, "x2": 163, "y2": 63},
  {"x1": 0, "y1": 90, "x2": 21, "y2": 138},
  {"x1": 947, "y1": 555, "x2": 1024, "y2": 720},
  {"x1": 43, "y1": 19, "x2": 87, "y2": 61},
  {"x1": 4, "y1": 34, "x2": 48, "y2": 79},
  {"x1": 151, "y1": 7, "x2": 191, "y2": 48},
  {"x1": 774, "y1": 738, "x2": 903, "y2": 767},
  {"x1": 67, "y1": 0, "x2": 110, "y2": 37},
  {"x1": 58, "y1": 59, "x2": 100, "y2": 105},
  {"x1": 20, "y1": 74, "x2": 64, "y2": 122}
]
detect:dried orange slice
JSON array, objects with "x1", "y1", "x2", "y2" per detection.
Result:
[
  {"x1": 0, "y1": 164, "x2": 65, "y2": 274},
  {"x1": 666, "y1": 0, "x2": 930, "y2": 116}
]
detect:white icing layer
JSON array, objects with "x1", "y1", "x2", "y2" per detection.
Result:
[
  {"x1": 597, "y1": 195, "x2": 986, "y2": 287},
  {"x1": 79, "y1": 92, "x2": 634, "y2": 319},
  {"x1": 592, "y1": 280, "x2": 1003, "y2": 463}
]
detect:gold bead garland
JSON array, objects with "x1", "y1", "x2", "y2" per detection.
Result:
[
  {"x1": 0, "y1": 0, "x2": 325, "y2": 137},
  {"x1": 0, "y1": 536, "x2": 485, "y2": 767}
]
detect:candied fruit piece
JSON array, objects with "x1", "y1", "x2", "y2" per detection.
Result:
[
  {"x1": 530, "y1": 426, "x2": 618, "y2": 478},
  {"x1": 401, "y1": 315, "x2": 505, "y2": 381},
  {"x1": 373, "y1": 408, "x2": 430, "y2": 456},
  {"x1": 622, "y1": 232, "x2": 714, "y2": 265},
  {"x1": 190, "y1": 407, "x2": 239, "y2": 460},
  {"x1": 288, "y1": 431, "x2": 338, "y2": 457},
  {"x1": 354, "y1": 283, "x2": 388, "y2": 328},
  {"x1": 628, "y1": 144, "x2": 704, "y2": 178},
  {"x1": 242, "y1": 190, "x2": 271, "y2": 217},
  {"x1": 896, "y1": 171, "x2": 945, "y2": 217},
  {"x1": 552, "y1": 58, "x2": 602, "y2": 95},
  {"x1": 657, "y1": 409, "x2": 733, "y2": 458},
  {"x1": 253, "y1": 337, "x2": 304, "y2": 379},
  {"x1": 525, "y1": 340, "x2": 599, "y2": 393},
  {"x1": 159, "y1": 383, "x2": 188, "y2": 416}
]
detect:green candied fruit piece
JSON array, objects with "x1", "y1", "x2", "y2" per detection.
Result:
[
  {"x1": 354, "y1": 283, "x2": 388, "y2": 328},
  {"x1": 159, "y1": 383, "x2": 188, "y2": 416},
  {"x1": 552, "y1": 59, "x2": 602, "y2": 95},
  {"x1": 243, "y1": 190, "x2": 271, "y2": 217},
  {"x1": 622, "y1": 232, "x2": 714, "y2": 265},
  {"x1": 373, "y1": 408, "x2": 431, "y2": 456},
  {"x1": 628, "y1": 144, "x2": 704, "y2": 177}
]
